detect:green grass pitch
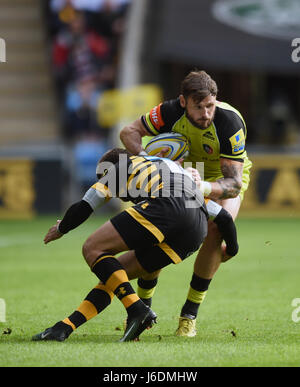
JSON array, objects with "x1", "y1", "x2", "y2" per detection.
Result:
[{"x1": 0, "y1": 215, "x2": 299, "y2": 367}]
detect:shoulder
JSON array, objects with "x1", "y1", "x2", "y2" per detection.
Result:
[
  {"x1": 142, "y1": 98, "x2": 184, "y2": 135},
  {"x1": 214, "y1": 102, "x2": 246, "y2": 133},
  {"x1": 214, "y1": 102, "x2": 247, "y2": 159},
  {"x1": 160, "y1": 98, "x2": 184, "y2": 122}
]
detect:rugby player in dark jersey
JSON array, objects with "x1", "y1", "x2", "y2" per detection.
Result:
[{"x1": 32, "y1": 148, "x2": 238, "y2": 342}]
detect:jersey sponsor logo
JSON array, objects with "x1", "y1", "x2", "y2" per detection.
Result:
[
  {"x1": 203, "y1": 144, "x2": 213, "y2": 154},
  {"x1": 149, "y1": 104, "x2": 164, "y2": 130},
  {"x1": 229, "y1": 128, "x2": 245, "y2": 154}
]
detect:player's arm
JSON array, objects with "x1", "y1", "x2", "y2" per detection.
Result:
[
  {"x1": 185, "y1": 159, "x2": 243, "y2": 200},
  {"x1": 43, "y1": 157, "x2": 122, "y2": 244},
  {"x1": 185, "y1": 167, "x2": 239, "y2": 259},
  {"x1": 120, "y1": 118, "x2": 150, "y2": 155},
  {"x1": 43, "y1": 183, "x2": 110, "y2": 244},
  {"x1": 206, "y1": 200, "x2": 239, "y2": 260},
  {"x1": 206, "y1": 158, "x2": 243, "y2": 200},
  {"x1": 43, "y1": 200, "x2": 94, "y2": 244},
  {"x1": 120, "y1": 100, "x2": 179, "y2": 156}
]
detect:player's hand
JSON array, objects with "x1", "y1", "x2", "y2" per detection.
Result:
[
  {"x1": 184, "y1": 167, "x2": 212, "y2": 197},
  {"x1": 44, "y1": 220, "x2": 63, "y2": 244},
  {"x1": 185, "y1": 167, "x2": 202, "y2": 187},
  {"x1": 175, "y1": 157, "x2": 185, "y2": 166},
  {"x1": 221, "y1": 242, "x2": 232, "y2": 262},
  {"x1": 153, "y1": 147, "x2": 169, "y2": 158}
]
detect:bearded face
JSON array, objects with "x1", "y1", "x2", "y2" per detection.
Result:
[{"x1": 180, "y1": 94, "x2": 217, "y2": 130}]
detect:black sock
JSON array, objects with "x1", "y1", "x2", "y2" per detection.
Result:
[
  {"x1": 91, "y1": 254, "x2": 146, "y2": 319},
  {"x1": 61, "y1": 283, "x2": 114, "y2": 331}
]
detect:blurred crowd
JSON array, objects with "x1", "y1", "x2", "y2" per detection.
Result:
[{"x1": 43, "y1": 0, "x2": 131, "y2": 191}]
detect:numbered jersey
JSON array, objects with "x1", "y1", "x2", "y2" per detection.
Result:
[
  {"x1": 142, "y1": 98, "x2": 252, "y2": 181},
  {"x1": 83, "y1": 155, "x2": 205, "y2": 210}
]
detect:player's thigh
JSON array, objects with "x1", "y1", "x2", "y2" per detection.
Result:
[
  {"x1": 83, "y1": 220, "x2": 129, "y2": 261},
  {"x1": 217, "y1": 196, "x2": 241, "y2": 220},
  {"x1": 117, "y1": 250, "x2": 150, "y2": 279}
]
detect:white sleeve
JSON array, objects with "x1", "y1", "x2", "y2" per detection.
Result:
[
  {"x1": 82, "y1": 187, "x2": 106, "y2": 211},
  {"x1": 206, "y1": 200, "x2": 222, "y2": 220}
]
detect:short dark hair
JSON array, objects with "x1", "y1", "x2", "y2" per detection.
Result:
[
  {"x1": 97, "y1": 148, "x2": 132, "y2": 179},
  {"x1": 180, "y1": 70, "x2": 218, "y2": 103},
  {"x1": 99, "y1": 148, "x2": 132, "y2": 164}
]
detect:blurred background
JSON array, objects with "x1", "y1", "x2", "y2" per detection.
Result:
[{"x1": 0, "y1": 0, "x2": 300, "y2": 219}]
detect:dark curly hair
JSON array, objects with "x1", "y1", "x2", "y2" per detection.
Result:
[
  {"x1": 96, "y1": 148, "x2": 132, "y2": 179},
  {"x1": 181, "y1": 70, "x2": 218, "y2": 103}
]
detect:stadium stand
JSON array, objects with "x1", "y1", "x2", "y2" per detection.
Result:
[
  {"x1": 0, "y1": 0, "x2": 60, "y2": 146},
  {"x1": 0, "y1": 1, "x2": 131, "y2": 217}
]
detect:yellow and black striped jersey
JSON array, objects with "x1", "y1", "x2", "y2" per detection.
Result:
[
  {"x1": 83, "y1": 155, "x2": 204, "y2": 209},
  {"x1": 141, "y1": 98, "x2": 252, "y2": 181},
  {"x1": 58, "y1": 154, "x2": 237, "y2": 256}
]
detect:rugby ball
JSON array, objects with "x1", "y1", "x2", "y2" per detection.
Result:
[{"x1": 145, "y1": 132, "x2": 189, "y2": 161}]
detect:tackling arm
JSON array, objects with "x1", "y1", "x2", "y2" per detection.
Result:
[
  {"x1": 185, "y1": 166, "x2": 239, "y2": 259},
  {"x1": 43, "y1": 187, "x2": 107, "y2": 244},
  {"x1": 57, "y1": 200, "x2": 94, "y2": 234},
  {"x1": 43, "y1": 200, "x2": 95, "y2": 244},
  {"x1": 206, "y1": 200, "x2": 239, "y2": 259},
  {"x1": 120, "y1": 118, "x2": 150, "y2": 155}
]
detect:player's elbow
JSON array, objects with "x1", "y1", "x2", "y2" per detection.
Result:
[
  {"x1": 214, "y1": 208, "x2": 239, "y2": 257},
  {"x1": 231, "y1": 180, "x2": 242, "y2": 198},
  {"x1": 120, "y1": 125, "x2": 131, "y2": 144},
  {"x1": 226, "y1": 241, "x2": 239, "y2": 257}
]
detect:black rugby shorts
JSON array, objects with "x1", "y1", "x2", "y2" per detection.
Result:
[{"x1": 110, "y1": 196, "x2": 207, "y2": 272}]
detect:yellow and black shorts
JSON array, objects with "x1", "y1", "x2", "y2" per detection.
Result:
[{"x1": 110, "y1": 195, "x2": 208, "y2": 272}]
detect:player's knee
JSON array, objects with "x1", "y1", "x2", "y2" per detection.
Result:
[
  {"x1": 206, "y1": 220, "x2": 222, "y2": 242},
  {"x1": 82, "y1": 241, "x2": 91, "y2": 266},
  {"x1": 82, "y1": 237, "x2": 99, "y2": 267},
  {"x1": 207, "y1": 220, "x2": 219, "y2": 234}
]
